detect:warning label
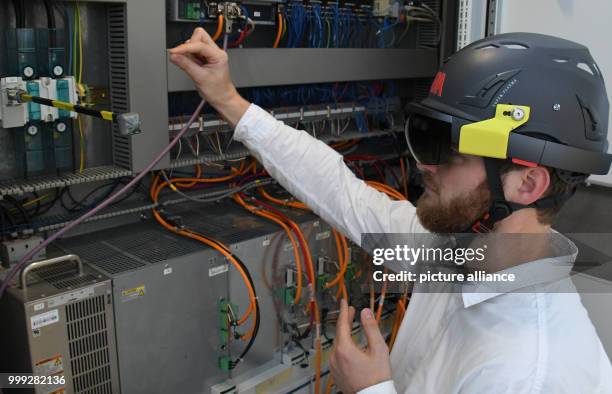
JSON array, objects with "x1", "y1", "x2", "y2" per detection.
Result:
[
  {"x1": 121, "y1": 285, "x2": 146, "y2": 302},
  {"x1": 34, "y1": 355, "x2": 64, "y2": 376}
]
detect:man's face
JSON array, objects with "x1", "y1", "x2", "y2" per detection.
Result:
[{"x1": 416, "y1": 151, "x2": 491, "y2": 233}]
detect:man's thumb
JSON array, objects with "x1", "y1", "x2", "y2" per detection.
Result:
[{"x1": 360, "y1": 308, "x2": 387, "y2": 353}]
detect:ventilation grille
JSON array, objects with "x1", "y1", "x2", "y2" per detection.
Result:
[
  {"x1": 57, "y1": 238, "x2": 146, "y2": 275},
  {"x1": 66, "y1": 295, "x2": 113, "y2": 394},
  {"x1": 184, "y1": 209, "x2": 274, "y2": 244},
  {"x1": 28, "y1": 260, "x2": 79, "y2": 286},
  {"x1": 417, "y1": 0, "x2": 441, "y2": 48},
  {"x1": 26, "y1": 259, "x2": 99, "y2": 289},
  {"x1": 107, "y1": 4, "x2": 131, "y2": 170},
  {"x1": 52, "y1": 274, "x2": 99, "y2": 290},
  {"x1": 57, "y1": 225, "x2": 205, "y2": 276},
  {"x1": 108, "y1": 228, "x2": 202, "y2": 263}
]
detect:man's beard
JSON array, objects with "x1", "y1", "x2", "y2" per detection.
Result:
[{"x1": 416, "y1": 179, "x2": 491, "y2": 233}]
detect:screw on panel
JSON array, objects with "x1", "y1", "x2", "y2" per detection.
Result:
[{"x1": 553, "y1": 104, "x2": 561, "y2": 111}]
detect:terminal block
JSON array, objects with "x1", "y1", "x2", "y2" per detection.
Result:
[
  {"x1": 283, "y1": 266, "x2": 298, "y2": 305},
  {"x1": 218, "y1": 355, "x2": 233, "y2": 372},
  {"x1": 1, "y1": 76, "x2": 78, "y2": 129},
  {"x1": 218, "y1": 299, "x2": 239, "y2": 345},
  {"x1": 316, "y1": 256, "x2": 329, "y2": 291}
]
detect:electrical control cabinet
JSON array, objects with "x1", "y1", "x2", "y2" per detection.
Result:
[{"x1": 53, "y1": 202, "x2": 374, "y2": 393}]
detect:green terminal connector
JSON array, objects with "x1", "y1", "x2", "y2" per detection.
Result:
[
  {"x1": 283, "y1": 287, "x2": 296, "y2": 306},
  {"x1": 317, "y1": 274, "x2": 328, "y2": 292},
  {"x1": 344, "y1": 262, "x2": 356, "y2": 282},
  {"x1": 218, "y1": 355, "x2": 232, "y2": 372},
  {"x1": 218, "y1": 299, "x2": 238, "y2": 345}
]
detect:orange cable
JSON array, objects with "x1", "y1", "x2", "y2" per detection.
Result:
[
  {"x1": 273, "y1": 12, "x2": 283, "y2": 48},
  {"x1": 325, "y1": 230, "x2": 348, "y2": 289},
  {"x1": 212, "y1": 15, "x2": 224, "y2": 41},
  {"x1": 233, "y1": 194, "x2": 303, "y2": 304},
  {"x1": 150, "y1": 177, "x2": 257, "y2": 330}
]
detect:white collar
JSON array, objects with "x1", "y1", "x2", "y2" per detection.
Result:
[{"x1": 460, "y1": 231, "x2": 578, "y2": 308}]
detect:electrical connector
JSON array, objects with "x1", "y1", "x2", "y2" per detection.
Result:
[
  {"x1": 218, "y1": 299, "x2": 239, "y2": 345},
  {"x1": 218, "y1": 355, "x2": 233, "y2": 372},
  {"x1": 283, "y1": 287, "x2": 296, "y2": 306}
]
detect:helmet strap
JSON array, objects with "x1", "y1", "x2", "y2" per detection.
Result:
[{"x1": 469, "y1": 159, "x2": 575, "y2": 233}]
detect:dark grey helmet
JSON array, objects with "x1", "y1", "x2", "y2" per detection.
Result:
[{"x1": 419, "y1": 32, "x2": 610, "y2": 177}]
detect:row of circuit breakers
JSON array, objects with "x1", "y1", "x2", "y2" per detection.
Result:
[
  {"x1": 0, "y1": 27, "x2": 78, "y2": 179},
  {"x1": 0, "y1": 205, "x2": 394, "y2": 394}
]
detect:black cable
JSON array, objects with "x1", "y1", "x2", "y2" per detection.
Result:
[
  {"x1": 229, "y1": 246, "x2": 260, "y2": 366},
  {"x1": 62, "y1": 181, "x2": 121, "y2": 213},
  {"x1": 0, "y1": 206, "x2": 9, "y2": 238},
  {"x1": 35, "y1": 188, "x2": 61, "y2": 217},
  {"x1": 291, "y1": 321, "x2": 312, "y2": 341},
  {"x1": 19, "y1": 0, "x2": 26, "y2": 28},
  {"x1": 159, "y1": 212, "x2": 261, "y2": 369},
  {"x1": 43, "y1": 0, "x2": 56, "y2": 29},
  {"x1": 2, "y1": 196, "x2": 30, "y2": 225},
  {"x1": 200, "y1": 237, "x2": 260, "y2": 368},
  {"x1": 111, "y1": 179, "x2": 144, "y2": 205},
  {"x1": 11, "y1": 0, "x2": 23, "y2": 28}
]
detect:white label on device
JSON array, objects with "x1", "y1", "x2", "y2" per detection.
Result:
[
  {"x1": 316, "y1": 231, "x2": 331, "y2": 240},
  {"x1": 209, "y1": 264, "x2": 229, "y2": 277},
  {"x1": 31, "y1": 309, "x2": 59, "y2": 330}
]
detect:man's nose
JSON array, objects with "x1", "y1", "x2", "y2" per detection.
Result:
[{"x1": 416, "y1": 162, "x2": 439, "y2": 175}]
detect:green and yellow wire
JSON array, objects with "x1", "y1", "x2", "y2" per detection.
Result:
[{"x1": 74, "y1": 1, "x2": 85, "y2": 172}]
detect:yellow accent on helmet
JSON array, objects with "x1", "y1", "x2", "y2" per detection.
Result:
[{"x1": 458, "y1": 104, "x2": 530, "y2": 159}]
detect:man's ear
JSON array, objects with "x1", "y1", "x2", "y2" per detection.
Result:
[{"x1": 504, "y1": 166, "x2": 551, "y2": 205}]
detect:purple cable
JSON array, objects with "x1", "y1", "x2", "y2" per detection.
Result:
[{"x1": 0, "y1": 36, "x2": 229, "y2": 298}]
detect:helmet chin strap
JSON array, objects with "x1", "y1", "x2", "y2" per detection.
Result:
[{"x1": 468, "y1": 159, "x2": 574, "y2": 233}]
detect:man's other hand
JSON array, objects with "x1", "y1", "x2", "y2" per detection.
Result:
[{"x1": 329, "y1": 299, "x2": 392, "y2": 394}]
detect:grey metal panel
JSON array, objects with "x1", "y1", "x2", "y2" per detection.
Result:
[
  {"x1": 111, "y1": 248, "x2": 229, "y2": 393},
  {"x1": 167, "y1": 49, "x2": 439, "y2": 91},
  {"x1": 124, "y1": 0, "x2": 170, "y2": 172}
]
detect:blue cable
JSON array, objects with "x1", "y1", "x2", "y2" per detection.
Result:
[{"x1": 331, "y1": 3, "x2": 340, "y2": 48}]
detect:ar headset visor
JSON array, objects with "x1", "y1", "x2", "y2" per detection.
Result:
[{"x1": 405, "y1": 102, "x2": 612, "y2": 174}]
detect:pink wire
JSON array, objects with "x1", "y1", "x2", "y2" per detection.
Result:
[{"x1": 1, "y1": 37, "x2": 230, "y2": 298}]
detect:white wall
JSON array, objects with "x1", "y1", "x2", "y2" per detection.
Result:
[{"x1": 495, "y1": 0, "x2": 612, "y2": 187}]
